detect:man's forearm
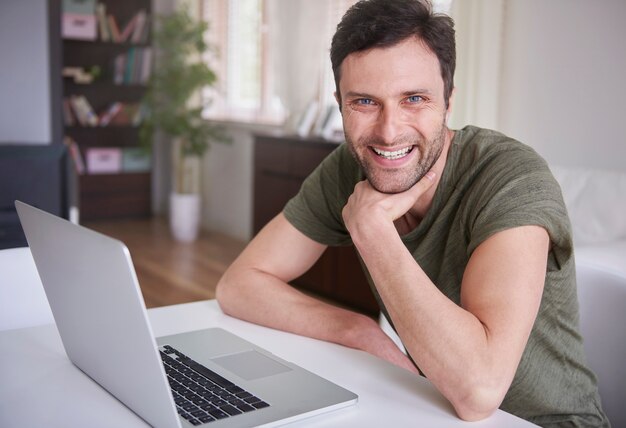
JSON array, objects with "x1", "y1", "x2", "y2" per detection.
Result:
[
  {"x1": 217, "y1": 267, "x2": 371, "y2": 347},
  {"x1": 216, "y1": 266, "x2": 418, "y2": 372}
]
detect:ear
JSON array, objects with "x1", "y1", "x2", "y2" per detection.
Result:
[
  {"x1": 334, "y1": 91, "x2": 342, "y2": 113},
  {"x1": 445, "y1": 87, "x2": 456, "y2": 124}
]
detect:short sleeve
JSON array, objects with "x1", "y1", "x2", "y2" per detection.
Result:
[{"x1": 465, "y1": 145, "x2": 573, "y2": 269}]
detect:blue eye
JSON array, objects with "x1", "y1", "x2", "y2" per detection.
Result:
[
  {"x1": 356, "y1": 98, "x2": 375, "y2": 105},
  {"x1": 407, "y1": 95, "x2": 422, "y2": 103}
]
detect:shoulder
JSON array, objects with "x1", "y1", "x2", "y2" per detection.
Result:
[
  {"x1": 449, "y1": 126, "x2": 571, "y2": 255},
  {"x1": 450, "y1": 126, "x2": 555, "y2": 192},
  {"x1": 453, "y1": 126, "x2": 545, "y2": 169}
]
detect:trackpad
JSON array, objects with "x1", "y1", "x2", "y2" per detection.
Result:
[{"x1": 212, "y1": 350, "x2": 292, "y2": 381}]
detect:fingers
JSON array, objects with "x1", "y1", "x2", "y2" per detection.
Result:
[{"x1": 343, "y1": 170, "x2": 438, "y2": 229}]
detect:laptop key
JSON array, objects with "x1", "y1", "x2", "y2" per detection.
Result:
[
  {"x1": 236, "y1": 391, "x2": 252, "y2": 399},
  {"x1": 225, "y1": 385, "x2": 244, "y2": 394},
  {"x1": 191, "y1": 409, "x2": 208, "y2": 418},
  {"x1": 236, "y1": 403, "x2": 256, "y2": 412},
  {"x1": 243, "y1": 395, "x2": 261, "y2": 404},
  {"x1": 219, "y1": 404, "x2": 242, "y2": 416},
  {"x1": 252, "y1": 401, "x2": 270, "y2": 409},
  {"x1": 208, "y1": 409, "x2": 229, "y2": 420}
]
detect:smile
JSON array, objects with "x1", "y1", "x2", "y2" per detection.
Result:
[{"x1": 371, "y1": 146, "x2": 413, "y2": 160}]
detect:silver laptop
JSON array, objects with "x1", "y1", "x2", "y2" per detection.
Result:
[{"x1": 15, "y1": 201, "x2": 357, "y2": 428}]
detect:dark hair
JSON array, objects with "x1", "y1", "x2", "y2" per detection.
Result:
[{"x1": 330, "y1": 0, "x2": 456, "y2": 107}]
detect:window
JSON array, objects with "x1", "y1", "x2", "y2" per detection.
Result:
[
  {"x1": 200, "y1": 0, "x2": 356, "y2": 125},
  {"x1": 200, "y1": 0, "x2": 454, "y2": 126},
  {"x1": 201, "y1": 0, "x2": 281, "y2": 124}
]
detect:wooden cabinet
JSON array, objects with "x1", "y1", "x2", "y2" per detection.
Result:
[
  {"x1": 61, "y1": 0, "x2": 152, "y2": 220},
  {"x1": 254, "y1": 134, "x2": 379, "y2": 316}
]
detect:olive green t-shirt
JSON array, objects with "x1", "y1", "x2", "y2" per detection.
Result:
[{"x1": 283, "y1": 126, "x2": 609, "y2": 427}]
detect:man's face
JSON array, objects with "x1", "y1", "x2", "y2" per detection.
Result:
[{"x1": 338, "y1": 37, "x2": 451, "y2": 194}]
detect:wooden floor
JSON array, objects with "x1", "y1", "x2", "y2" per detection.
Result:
[{"x1": 84, "y1": 217, "x2": 247, "y2": 308}]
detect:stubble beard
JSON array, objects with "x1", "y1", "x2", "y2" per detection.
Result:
[{"x1": 346, "y1": 123, "x2": 448, "y2": 194}]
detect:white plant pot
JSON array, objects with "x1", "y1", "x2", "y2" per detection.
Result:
[{"x1": 169, "y1": 192, "x2": 201, "y2": 243}]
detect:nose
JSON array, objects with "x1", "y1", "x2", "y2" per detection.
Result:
[{"x1": 374, "y1": 105, "x2": 401, "y2": 144}]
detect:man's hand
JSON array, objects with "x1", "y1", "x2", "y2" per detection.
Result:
[{"x1": 342, "y1": 171, "x2": 436, "y2": 237}]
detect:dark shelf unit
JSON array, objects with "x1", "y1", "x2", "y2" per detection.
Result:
[
  {"x1": 253, "y1": 133, "x2": 379, "y2": 316},
  {"x1": 61, "y1": 0, "x2": 152, "y2": 221}
]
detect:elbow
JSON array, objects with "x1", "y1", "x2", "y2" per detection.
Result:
[
  {"x1": 453, "y1": 390, "x2": 500, "y2": 422},
  {"x1": 449, "y1": 380, "x2": 506, "y2": 422},
  {"x1": 215, "y1": 270, "x2": 237, "y2": 316}
]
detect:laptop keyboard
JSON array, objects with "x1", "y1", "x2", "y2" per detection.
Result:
[{"x1": 159, "y1": 345, "x2": 270, "y2": 425}]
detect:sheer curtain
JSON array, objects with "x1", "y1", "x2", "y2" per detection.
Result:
[{"x1": 448, "y1": 0, "x2": 505, "y2": 130}]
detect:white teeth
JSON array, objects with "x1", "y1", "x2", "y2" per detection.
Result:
[{"x1": 372, "y1": 146, "x2": 412, "y2": 160}]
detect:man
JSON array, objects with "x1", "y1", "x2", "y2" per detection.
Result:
[{"x1": 216, "y1": 0, "x2": 609, "y2": 426}]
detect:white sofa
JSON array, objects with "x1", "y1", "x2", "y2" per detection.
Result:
[{"x1": 551, "y1": 165, "x2": 626, "y2": 427}]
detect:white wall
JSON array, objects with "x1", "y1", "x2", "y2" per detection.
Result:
[
  {"x1": 498, "y1": 0, "x2": 626, "y2": 171},
  {"x1": 201, "y1": 122, "x2": 280, "y2": 241},
  {"x1": 201, "y1": 126, "x2": 254, "y2": 241},
  {"x1": 0, "y1": 0, "x2": 51, "y2": 144}
]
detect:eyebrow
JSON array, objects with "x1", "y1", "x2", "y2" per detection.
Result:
[
  {"x1": 344, "y1": 89, "x2": 434, "y2": 99},
  {"x1": 344, "y1": 91, "x2": 374, "y2": 99},
  {"x1": 401, "y1": 89, "x2": 434, "y2": 96}
]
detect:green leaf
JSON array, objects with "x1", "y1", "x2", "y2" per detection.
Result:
[{"x1": 139, "y1": 4, "x2": 228, "y2": 158}]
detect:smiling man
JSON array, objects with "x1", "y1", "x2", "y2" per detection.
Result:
[{"x1": 216, "y1": 1, "x2": 609, "y2": 426}]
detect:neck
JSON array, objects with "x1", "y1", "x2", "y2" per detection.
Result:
[{"x1": 395, "y1": 128, "x2": 454, "y2": 234}]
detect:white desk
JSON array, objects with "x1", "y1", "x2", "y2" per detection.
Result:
[{"x1": 0, "y1": 300, "x2": 535, "y2": 427}]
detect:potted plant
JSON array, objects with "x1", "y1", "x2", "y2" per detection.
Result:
[{"x1": 140, "y1": 5, "x2": 226, "y2": 242}]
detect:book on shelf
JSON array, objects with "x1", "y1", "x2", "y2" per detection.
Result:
[
  {"x1": 95, "y1": 3, "x2": 110, "y2": 42},
  {"x1": 100, "y1": 102, "x2": 144, "y2": 127},
  {"x1": 118, "y1": 13, "x2": 139, "y2": 43},
  {"x1": 63, "y1": 136, "x2": 85, "y2": 175},
  {"x1": 68, "y1": 95, "x2": 98, "y2": 127},
  {"x1": 62, "y1": 98, "x2": 75, "y2": 126},
  {"x1": 98, "y1": 102, "x2": 123, "y2": 126},
  {"x1": 139, "y1": 48, "x2": 152, "y2": 83},
  {"x1": 130, "y1": 10, "x2": 149, "y2": 43},
  {"x1": 113, "y1": 47, "x2": 152, "y2": 85},
  {"x1": 107, "y1": 14, "x2": 121, "y2": 42},
  {"x1": 124, "y1": 47, "x2": 136, "y2": 84}
]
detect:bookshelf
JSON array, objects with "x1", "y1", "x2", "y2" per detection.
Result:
[{"x1": 61, "y1": 0, "x2": 152, "y2": 221}]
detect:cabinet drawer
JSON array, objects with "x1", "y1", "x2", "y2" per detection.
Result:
[
  {"x1": 255, "y1": 139, "x2": 290, "y2": 175},
  {"x1": 291, "y1": 145, "x2": 335, "y2": 179}
]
